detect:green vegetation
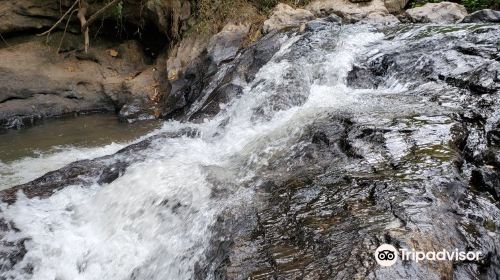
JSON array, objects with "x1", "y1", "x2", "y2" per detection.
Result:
[
  {"x1": 410, "y1": 0, "x2": 500, "y2": 12},
  {"x1": 461, "y1": 0, "x2": 500, "y2": 11},
  {"x1": 114, "y1": 1, "x2": 124, "y2": 34}
]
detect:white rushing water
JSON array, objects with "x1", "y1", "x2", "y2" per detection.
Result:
[
  {"x1": 0, "y1": 144, "x2": 126, "y2": 190},
  {"x1": 0, "y1": 126, "x2": 171, "y2": 190},
  {"x1": 0, "y1": 26, "x2": 384, "y2": 279}
]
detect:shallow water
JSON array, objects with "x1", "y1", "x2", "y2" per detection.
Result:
[
  {"x1": 0, "y1": 114, "x2": 160, "y2": 189},
  {"x1": 0, "y1": 114, "x2": 160, "y2": 163}
]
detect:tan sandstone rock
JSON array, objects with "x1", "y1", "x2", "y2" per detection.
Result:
[
  {"x1": 359, "y1": 11, "x2": 400, "y2": 23},
  {"x1": 384, "y1": 0, "x2": 410, "y2": 13},
  {"x1": 406, "y1": 2, "x2": 468, "y2": 23},
  {"x1": 306, "y1": 0, "x2": 389, "y2": 22},
  {"x1": 262, "y1": 3, "x2": 315, "y2": 34},
  {"x1": 0, "y1": 36, "x2": 159, "y2": 127}
]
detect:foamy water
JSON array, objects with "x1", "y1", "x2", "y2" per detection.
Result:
[
  {"x1": 0, "y1": 144, "x2": 126, "y2": 190},
  {"x1": 1, "y1": 26, "x2": 384, "y2": 279},
  {"x1": 0, "y1": 126, "x2": 171, "y2": 190}
]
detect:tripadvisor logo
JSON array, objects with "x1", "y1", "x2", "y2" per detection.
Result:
[
  {"x1": 374, "y1": 244, "x2": 482, "y2": 267},
  {"x1": 374, "y1": 244, "x2": 398, "y2": 267}
]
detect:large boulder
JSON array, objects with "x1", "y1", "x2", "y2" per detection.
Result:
[
  {"x1": 384, "y1": 0, "x2": 409, "y2": 13},
  {"x1": 406, "y1": 2, "x2": 468, "y2": 23},
  {"x1": 306, "y1": 0, "x2": 390, "y2": 22},
  {"x1": 460, "y1": 9, "x2": 500, "y2": 23},
  {"x1": 160, "y1": 21, "x2": 252, "y2": 118},
  {"x1": 262, "y1": 3, "x2": 314, "y2": 34},
  {"x1": 164, "y1": 33, "x2": 211, "y2": 83}
]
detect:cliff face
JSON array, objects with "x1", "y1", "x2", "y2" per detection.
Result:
[{"x1": 0, "y1": 0, "x2": 192, "y2": 128}]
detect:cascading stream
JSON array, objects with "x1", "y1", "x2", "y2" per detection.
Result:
[
  {"x1": 2, "y1": 22, "x2": 498, "y2": 280},
  {"x1": 0, "y1": 24, "x2": 384, "y2": 280}
]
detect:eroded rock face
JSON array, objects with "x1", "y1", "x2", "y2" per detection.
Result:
[
  {"x1": 0, "y1": 0, "x2": 61, "y2": 34},
  {"x1": 263, "y1": 3, "x2": 315, "y2": 34},
  {"x1": 0, "y1": 0, "x2": 192, "y2": 39},
  {"x1": 406, "y1": 2, "x2": 468, "y2": 23},
  {"x1": 0, "y1": 0, "x2": 200, "y2": 127},
  {"x1": 0, "y1": 37, "x2": 164, "y2": 128}
]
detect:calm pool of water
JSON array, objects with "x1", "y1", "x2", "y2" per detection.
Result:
[{"x1": 0, "y1": 114, "x2": 161, "y2": 163}]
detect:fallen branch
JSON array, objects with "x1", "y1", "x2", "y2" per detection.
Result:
[
  {"x1": 77, "y1": 0, "x2": 90, "y2": 53},
  {"x1": 37, "y1": 0, "x2": 79, "y2": 36},
  {"x1": 81, "y1": 0, "x2": 121, "y2": 32}
]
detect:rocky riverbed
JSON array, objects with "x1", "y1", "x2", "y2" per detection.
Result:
[
  {"x1": 1, "y1": 0, "x2": 500, "y2": 279},
  {"x1": 0, "y1": 20, "x2": 499, "y2": 279}
]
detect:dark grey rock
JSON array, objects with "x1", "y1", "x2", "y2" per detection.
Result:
[
  {"x1": 461, "y1": 9, "x2": 500, "y2": 23},
  {"x1": 158, "y1": 31, "x2": 294, "y2": 121},
  {"x1": 305, "y1": 15, "x2": 342, "y2": 32}
]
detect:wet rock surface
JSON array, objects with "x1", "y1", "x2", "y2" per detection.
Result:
[
  {"x1": 1, "y1": 21, "x2": 500, "y2": 280},
  {"x1": 203, "y1": 23, "x2": 500, "y2": 279},
  {"x1": 164, "y1": 30, "x2": 294, "y2": 121}
]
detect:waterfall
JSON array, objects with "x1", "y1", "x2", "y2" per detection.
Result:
[{"x1": 0, "y1": 24, "x2": 385, "y2": 280}]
